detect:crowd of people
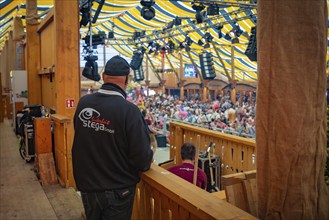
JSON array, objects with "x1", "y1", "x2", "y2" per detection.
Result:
[{"x1": 129, "y1": 90, "x2": 256, "y2": 139}]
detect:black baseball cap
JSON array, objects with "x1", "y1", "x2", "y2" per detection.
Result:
[{"x1": 104, "y1": 55, "x2": 130, "y2": 76}]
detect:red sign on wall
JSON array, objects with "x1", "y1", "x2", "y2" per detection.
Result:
[{"x1": 66, "y1": 99, "x2": 75, "y2": 108}]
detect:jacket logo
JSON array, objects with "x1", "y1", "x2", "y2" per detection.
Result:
[{"x1": 78, "y1": 108, "x2": 114, "y2": 133}]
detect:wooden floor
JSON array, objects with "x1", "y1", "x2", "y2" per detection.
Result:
[{"x1": 0, "y1": 119, "x2": 84, "y2": 220}]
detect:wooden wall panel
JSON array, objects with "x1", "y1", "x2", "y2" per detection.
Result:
[
  {"x1": 40, "y1": 22, "x2": 55, "y2": 69},
  {"x1": 41, "y1": 75, "x2": 56, "y2": 110}
]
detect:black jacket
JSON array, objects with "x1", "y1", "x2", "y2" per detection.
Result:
[{"x1": 72, "y1": 83, "x2": 153, "y2": 192}]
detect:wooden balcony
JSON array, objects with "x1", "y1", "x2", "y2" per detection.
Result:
[{"x1": 132, "y1": 164, "x2": 257, "y2": 220}]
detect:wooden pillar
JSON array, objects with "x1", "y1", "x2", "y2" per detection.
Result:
[
  {"x1": 256, "y1": 1, "x2": 329, "y2": 219},
  {"x1": 26, "y1": 0, "x2": 41, "y2": 104},
  {"x1": 54, "y1": 0, "x2": 80, "y2": 188},
  {"x1": 230, "y1": 89, "x2": 236, "y2": 105},
  {"x1": 145, "y1": 58, "x2": 150, "y2": 96},
  {"x1": 179, "y1": 86, "x2": 183, "y2": 100},
  {"x1": 202, "y1": 87, "x2": 207, "y2": 102},
  {"x1": 0, "y1": 72, "x2": 3, "y2": 122},
  {"x1": 231, "y1": 45, "x2": 235, "y2": 80}
]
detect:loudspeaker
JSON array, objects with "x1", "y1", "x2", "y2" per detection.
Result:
[
  {"x1": 245, "y1": 26, "x2": 257, "y2": 61},
  {"x1": 82, "y1": 60, "x2": 101, "y2": 81},
  {"x1": 199, "y1": 52, "x2": 216, "y2": 80},
  {"x1": 133, "y1": 66, "x2": 144, "y2": 82},
  {"x1": 130, "y1": 52, "x2": 143, "y2": 70}
]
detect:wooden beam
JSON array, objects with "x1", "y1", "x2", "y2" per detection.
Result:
[
  {"x1": 26, "y1": 0, "x2": 41, "y2": 104},
  {"x1": 54, "y1": 0, "x2": 80, "y2": 188},
  {"x1": 37, "y1": 8, "x2": 54, "y2": 33},
  {"x1": 211, "y1": 42, "x2": 232, "y2": 81}
]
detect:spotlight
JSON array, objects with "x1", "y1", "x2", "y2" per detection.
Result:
[
  {"x1": 245, "y1": 26, "x2": 257, "y2": 61},
  {"x1": 167, "y1": 40, "x2": 176, "y2": 54},
  {"x1": 180, "y1": 36, "x2": 192, "y2": 52},
  {"x1": 174, "y1": 17, "x2": 182, "y2": 26},
  {"x1": 232, "y1": 37, "x2": 239, "y2": 44},
  {"x1": 204, "y1": 32, "x2": 213, "y2": 42},
  {"x1": 224, "y1": 33, "x2": 231, "y2": 41},
  {"x1": 108, "y1": 31, "x2": 114, "y2": 39},
  {"x1": 130, "y1": 50, "x2": 144, "y2": 70},
  {"x1": 79, "y1": 0, "x2": 91, "y2": 27},
  {"x1": 198, "y1": 32, "x2": 213, "y2": 48},
  {"x1": 140, "y1": 0, "x2": 155, "y2": 20},
  {"x1": 192, "y1": 3, "x2": 206, "y2": 24},
  {"x1": 216, "y1": 24, "x2": 224, "y2": 38},
  {"x1": 232, "y1": 23, "x2": 243, "y2": 37},
  {"x1": 133, "y1": 31, "x2": 141, "y2": 40},
  {"x1": 207, "y1": 4, "x2": 219, "y2": 16},
  {"x1": 82, "y1": 56, "x2": 100, "y2": 81}
]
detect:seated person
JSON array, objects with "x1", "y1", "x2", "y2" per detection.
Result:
[{"x1": 168, "y1": 143, "x2": 207, "y2": 190}]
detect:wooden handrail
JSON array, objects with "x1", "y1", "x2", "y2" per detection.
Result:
[
  {"x1": 132, "y1": 164, "x2": 257, "y2": 220},
  {"x1": 169, "y1": 121, "x2": 256, "y2": 177}
]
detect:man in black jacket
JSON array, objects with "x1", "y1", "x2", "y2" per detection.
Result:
[{"x1": 72, "y1": 55, "x2": 153, "y2": 220}]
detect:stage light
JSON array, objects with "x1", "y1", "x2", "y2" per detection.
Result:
[
  {"x1": 192, "y1": 3, "x2": 206, "y2": 24},
  {"x1": 174, "y1": 17, "x2": 182, "y2": 26},
  {"x1": 140, "y1": 0, "x2": 155, "y2": 20},
  {"x1": 207, "y1": 4, "x2": 219, "y2": 16},
  {"x1": 79, "y1": 0, "x2": 91, "y2": 27},
  {"x1": 82, "y1": 56, "x2": 100, "y2": 81},
  {"x1": 108, "y1": 31, "x2": 114, "y2": 39},
  {"x1": 130, "y1": 50, "x2": 144, "y2": 70},
  {"x1": 232, "y1": 37, "x2": 239, "y2": 44},
  {"x1": 216, "y1": 24, "x2": 224, "y2": 38},
  {"x1": 232, "y1": 23, "x2": 243, "y2": 37},
  {"x1": 245, "y1": 26, "x2": 257, "y2": 61},
  {"x1": 198, "y1": 32, "x2": 213, "y2": 48}
]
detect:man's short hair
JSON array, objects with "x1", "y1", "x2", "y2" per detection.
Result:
[{"x1": 181, "y1": 143, "x2": 195, "y2": 161}]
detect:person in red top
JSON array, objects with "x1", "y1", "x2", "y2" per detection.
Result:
[{"x1": 168, "y1": 143, "x2": 207, "y2": 189}]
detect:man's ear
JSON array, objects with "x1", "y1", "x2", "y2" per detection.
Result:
[{"x1": 125, "y1": 76, "x2": 128, "y2": 85}]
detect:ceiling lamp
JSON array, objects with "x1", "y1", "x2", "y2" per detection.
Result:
[{"x1": 140, "y1": 0, "x2": 156, "y2": 21}]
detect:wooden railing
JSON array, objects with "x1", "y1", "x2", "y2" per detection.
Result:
[
  {"x1": 169, "y1": 122, "x2": 256, "y2": 176},
  {"x1": 132, "y1": 164, "x2": 257, "y2": 220},
  {"x1": 51, "y1": 114, "x2": 75, "y2": 188}
]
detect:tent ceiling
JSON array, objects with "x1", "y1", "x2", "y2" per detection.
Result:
[{"x1": 1, "y1": 0, "x2": 328, "y2": 82}]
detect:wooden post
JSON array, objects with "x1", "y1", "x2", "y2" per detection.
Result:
[
  {"x1": 180, "y1": 86, "x2": 184, "y2": 100},
  {"x1": 0, "y1": 72, "x2": 3, "y2": 122},
  {"x1": 54, "y1": 0, "x2": 80, "y2": 188},
  {"x1": 145, "y1": 58, "x2": 150, "y2": 96},
  {"x1": 202, "y1": 86, "x2": 207, "y2": 102},
  {"x1": 26, "y1": 0, "x2": 41, "y2": 105},
  {"x1": 179, "y1": 53, "x2": 185, "y2": 100},
  {"x1": 257, "y1": 1, "x2": 329, "y2": 219},
  {"x1": 193, "y1": 135, "x2": 200, "y2": 185},
  {"x1": 231, "y1": 45, "x2": 235, "y2": 80}
]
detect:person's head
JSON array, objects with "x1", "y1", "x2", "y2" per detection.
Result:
[
  {"x1": 102, "y1": 55, "x2": 130, "y2": 90},
  {"x1": 181, "y1": 143, "x2": 196, "y2": 161}
]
